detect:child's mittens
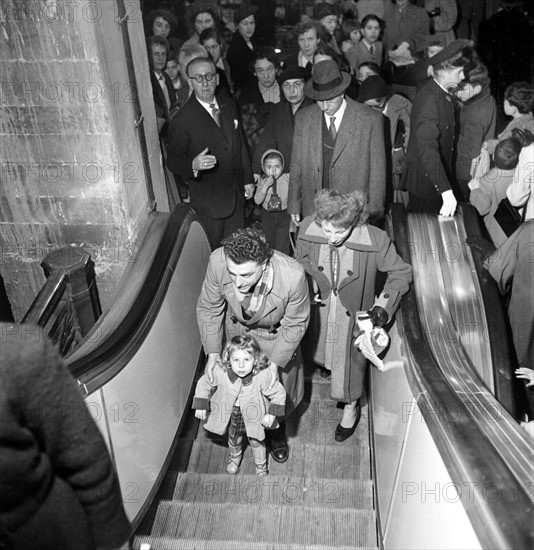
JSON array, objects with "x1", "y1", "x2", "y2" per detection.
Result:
[
  {"x1": 195, "y1": 409, "x2": 209, "y2": 421},
  {"x1": 261, "y1": 413, "x2": 276, "y2": 428}
]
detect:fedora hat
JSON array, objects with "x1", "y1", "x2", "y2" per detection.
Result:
[{"x1": 304, "y1": 59, "x2": 351, "y2": 100}]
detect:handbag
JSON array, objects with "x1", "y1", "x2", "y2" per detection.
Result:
[
  {"x1": 494, "y1": 197, "x2": 525, "y2": 237},
  {"x1": 266, "y1": 177, "x2": 282, "y2": 211}
]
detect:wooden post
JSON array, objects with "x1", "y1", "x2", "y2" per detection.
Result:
[{"x1": 41, "y1": 246, "x2": 102, "y2": 337}]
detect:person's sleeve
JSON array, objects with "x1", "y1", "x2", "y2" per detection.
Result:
[
  {"x1": 192, "y1": 373, "x2": 216, "y2": 410},
  {"x1": 368, "y1": 111, "x2": 386, "y2": 220},
  {"x1": 373, "y1": 230, "x2": 413, "y2": 321},
  {"x1": 413, "y1": 93, "x2": 452, "y2": 194},
  {"x1": 411, "y1": 9, "x2": 430, "y2": 54},
  {"x1": 19, "y1": 333, "x2": 130, "y2": 549},
  {"x1": 269, "y1": 263, "x2": 310, "y2": 368},
  {"x1": 261, "y1": 377, "x2": 286, "y2": 417},
  {"x1": 484, "y1": 229, "x2": 520, "y2": 295},
  {"x1": 507, "y1": 145, "x2": 534, "y2": 208},
  {"x1": 197, "y1": 252, "x2": 227, "y2": 355},
  {"x1": 166, "y1": 114, "x2": 196, "y2": 179},
  {"x1": 288, "y1": 112, "x2": 305, "y2": 216}
]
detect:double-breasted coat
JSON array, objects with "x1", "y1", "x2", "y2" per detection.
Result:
[
  {"x1": 401, "y1": 78, "x2": 457, "y2": 202},
  {"x1": 288, "y1": 97, "x2": 386, "y2": 220},
  {"x1": 197, "y1": 249, "x2": 310, "y2": 414},
  {"x1": 295, "y1": 216, "x2": 412, "y2": 402}
]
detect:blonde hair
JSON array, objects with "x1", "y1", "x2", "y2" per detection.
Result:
[{"x1": 221, "y1": 335, "x2": 270, "y2": 375}]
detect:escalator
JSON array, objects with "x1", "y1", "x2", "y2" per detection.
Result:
[{"x1": 35, "y1": 204, "x2": 532, "y2": 548}]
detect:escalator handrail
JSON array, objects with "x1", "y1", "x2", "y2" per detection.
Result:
[
  {"x1": 459, "y1": 203, "x2": 516, "y2": 416},
  {"x1": 66, "y1": 205, "x2": 205, "y2": 392},
  {"x1": 390, "y1": 204, "x2": 533, "y2": 550}
]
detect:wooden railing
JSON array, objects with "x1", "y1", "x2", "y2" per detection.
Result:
[{"x1": 22, "y1": 246, "x2": 101, "y2": 357}]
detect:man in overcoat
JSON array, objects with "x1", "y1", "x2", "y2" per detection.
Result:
[
  {"x1": 167, "y1": 57, "x2": 254, "y2": 249},
  {"x1": 287, "y1": 60, "x2": 386, "y2": 223},
  {"x1": 197, "y1": 228, "x2": 310, "y2": 463}
]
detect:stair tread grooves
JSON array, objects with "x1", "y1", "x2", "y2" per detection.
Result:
[
  {"x1": 188, "y1": 440, "x2": 370, "y2": 479},
  {"x1": 134, "y1": 535, "x2": 378, "y2": 550},
  {"x1": 150, "y1": 503, "x2": 375, "y2": 545}
]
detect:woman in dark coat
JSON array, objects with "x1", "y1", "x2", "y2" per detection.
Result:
[
  {"x1": 296, "y1": 190, "x2": 412, "y2": 442},
  {"x1": 454, "y1": 61, "x2": 497, "y2": 199},
  {"x1": 226, "y1": 3, "x2": 259, "y2": 92}
]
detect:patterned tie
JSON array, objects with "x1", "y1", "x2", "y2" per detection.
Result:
[
  {"x1": 370, "y1": 44, "x2": 375, "y2": 58},
  {"x1": 159, "y1": 74, "x2": 171, "y2": 110},
  {"x1": 210, "y1": 102, "x2": 220, "y2": 127},
  {"x1": 329, "y1": 116, "x2": 337, "y2": 141}
]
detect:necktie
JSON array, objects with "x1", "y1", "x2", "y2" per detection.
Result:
[
  {"x1": 370, "y1": 45, "x2": 375, "y2": 58},
  {"x1": 210, "y1": 103, "x2": 220, "y2": 127},
  {"x1": 329, "y1": 116, "x2": 337, "y2": 141},
  {"x1": 159, "y1": 74, "x2": 171, "y2": 110}
]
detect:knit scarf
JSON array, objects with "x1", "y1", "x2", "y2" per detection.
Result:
[{"x1": 238, "y1": 260, "x2": 274, "y2": 319}]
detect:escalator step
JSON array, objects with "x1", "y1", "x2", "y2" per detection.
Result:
[
  {"x1": 133, "y1": 535, "x2": 375, "y2": 549},
  {"x1": 148, "y1": 501, "x2": 377, "y2": 547},
  {"x1": 172, "y1": 473, "x2": 373, "y2": 509},
  {"x1": 188, "y1": 441, "x2": 371, "y2": 480}
]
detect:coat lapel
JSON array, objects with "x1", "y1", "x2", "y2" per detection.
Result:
[{"x1": 332, "y1": 99, "x2": 359, "y2": 164}]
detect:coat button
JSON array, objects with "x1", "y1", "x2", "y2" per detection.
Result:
[
  {"x1": 347, "y1": 270, "x2": 353, "y2": 276},
  {"x1": 346, "y1": 311, "x2": 351, "y2": 317},
  {"x1": 384, "y1": 293, "x2": 389, "y2": 298},
  {"x1": 245, "y1": 327, "x2": 250, "y2": 332},
  {"x1": 318, "y1": 266, "x2": 324, "y2": 272}
]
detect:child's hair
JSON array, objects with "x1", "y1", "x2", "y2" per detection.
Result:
[
  {"x1": 167, "y1": 49, "x2": 179, "y2": 64},
  {"x1": 504, "y1": 82, "x2": 534, "y2": 114},
  {"x1": 262, "y1": 151, "x2": 283, "y2": 165},
  {"x1": 341, "y1": 18, "x2": 360, "y2": 41},
  {"x1": 357, "y1": 61, "x2": 381, "y2": 76},
  {"x1": 221, "y1": 335, "x2": 270, "y2": 375},
  {"x1": 494, "y1": 138, "x2": 522, "y2": 170}
]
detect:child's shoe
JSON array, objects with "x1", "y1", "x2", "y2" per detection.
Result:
[
  {"x1": 226, "y1": 449, "x2": 243, "y2": 474},
  {"x1": 254, "y1": 460, "x2": 268, "y2": 476},
  {"x1": 251, "y1": 443, "x2": 268, "y2": 476}
]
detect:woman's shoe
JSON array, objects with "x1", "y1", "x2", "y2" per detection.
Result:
[
  {"x1": 226, "y1": 450, "x2": 243, "y2": 474},
  {"x1": 335, "y1": 403, "x2": 361, "y2": 442}
]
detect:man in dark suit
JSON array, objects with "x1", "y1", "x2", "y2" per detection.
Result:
[
  {"x1": 167, "y1": 57, "x2": 255, "y2": 249},
  {"x1": 288, "y1": 59, "x2": 386, "y2": 223},
  {"x1": 148, "y1": 36, "x2": 176, "y2": 136}
]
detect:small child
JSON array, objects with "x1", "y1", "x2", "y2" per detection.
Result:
[
  {"x1": 340, "y1": 19, "x2": 361, "y2": 54},
  {"x1": 254, "y1": 149, "x2": 291, "y2": 255},
  {"x1": 484, "y1": 82, "x2": 534, "y2": 154},
  {"x1": 193, "y1": 335, "x2": 286, "y2": 476},
  {"x1": 357, "y1": 61, "x2": 381, "y2": 83},
  {"x1": 468, "y1": 137, "x2": 522, "y2": 246}
]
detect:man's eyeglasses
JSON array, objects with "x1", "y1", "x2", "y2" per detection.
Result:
[{"x1": 190, "y1": 73, "x2": 217, "y2": 83}]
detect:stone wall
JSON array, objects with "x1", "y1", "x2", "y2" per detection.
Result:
[{"x1": 0, "y1": 0, "x2": 168, "y2": 320}]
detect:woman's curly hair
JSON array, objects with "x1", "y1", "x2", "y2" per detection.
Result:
[
  {"x1": 221, "y1": 335, "x2": 270, "y2": 375},
  {"x1": 144, "y1": 9, "x2": 178, "y2": 36},
  {"x1": 313, "y1": 189, "x2": 369, "y2": 229},
  {"x1": 222, "y1": 228, "x2": 273, "y2": 264}
]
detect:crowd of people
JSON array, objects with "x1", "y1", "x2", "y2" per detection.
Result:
[
  {"x1": 143, "y1": 0, "x2": 534, "y2": 447},
  {"x1": 4, "y1": 3, "x2": 533, "y2": 548}
]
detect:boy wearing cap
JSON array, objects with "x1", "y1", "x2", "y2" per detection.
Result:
[
  {"x1": 288, "y1": 59, "x2": 386, "y2": 223},
  {"x1": 401, "y1": 39, "x2": 475, "y2": 216}
]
